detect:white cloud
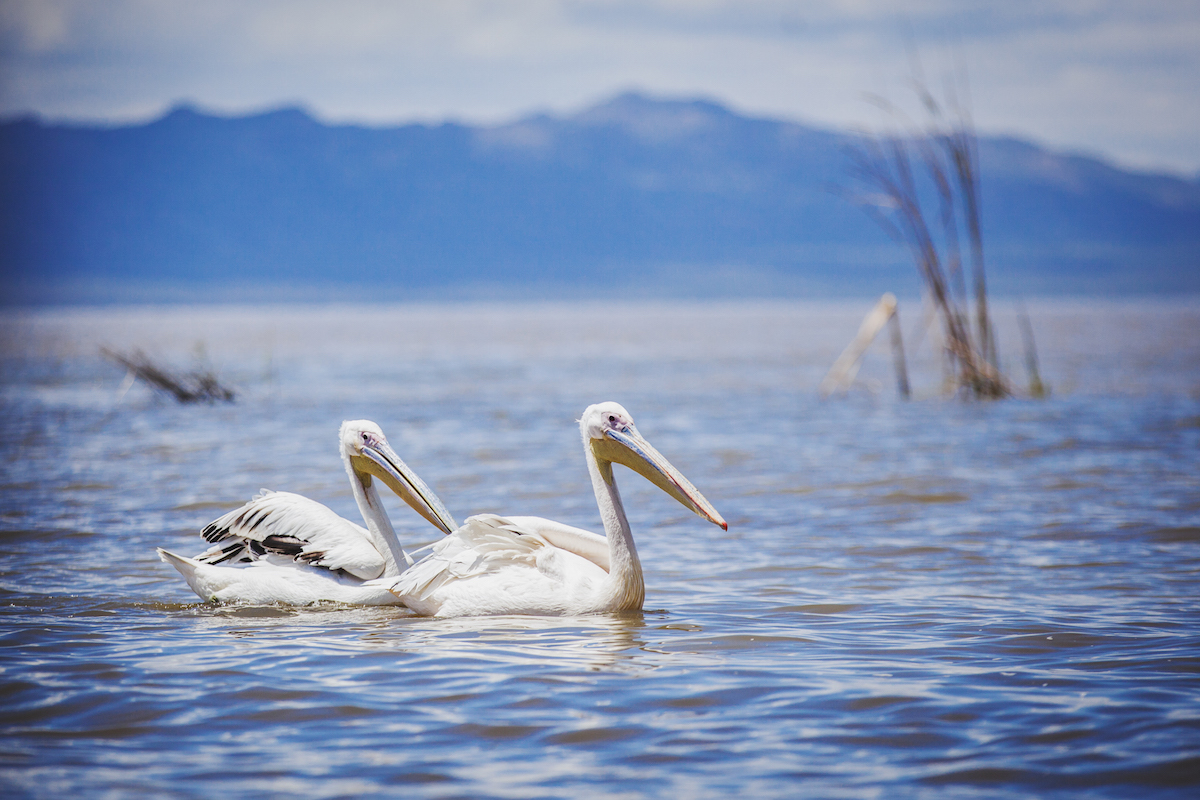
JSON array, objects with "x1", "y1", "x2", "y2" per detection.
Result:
[{"x1": 0, "y1": 0, "x2": 1197, "y2": 173}]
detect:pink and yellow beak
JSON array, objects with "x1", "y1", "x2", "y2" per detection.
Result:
[{"x1": 592, "y1": 424, "x2": 727, "y2": 530}]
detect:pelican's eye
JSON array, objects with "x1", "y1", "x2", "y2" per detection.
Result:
[{"x1": 605, "y1": 414, "x2": 631, "y2": 434}]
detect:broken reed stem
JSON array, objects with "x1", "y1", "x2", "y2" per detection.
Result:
[
  {"x1": 888, "y1": 305, "x2": 911, "y2": 399},
  {"x1": 820, "y1": 293, "x2": 909, "y2": 399}
]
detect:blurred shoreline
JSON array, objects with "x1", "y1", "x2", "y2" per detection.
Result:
[{"x1": 3, "y1": 298, "x2": 1197, "y2": 398}]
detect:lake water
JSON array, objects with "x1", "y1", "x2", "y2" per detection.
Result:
[{"x1": 2, "y1": 300, "x2": 1199, "y2": 798}]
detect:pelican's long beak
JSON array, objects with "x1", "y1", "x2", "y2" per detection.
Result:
[
  {"x1": 357, "y1": 442, "x2": 458, "y2": 534},
  {"x1": 593, "y1": 426, "x2": 727, "y2": 530}
]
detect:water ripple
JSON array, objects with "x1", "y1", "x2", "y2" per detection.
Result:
[{"x1": 2, "y1": 302, "x2": 1199, "y2": 798}]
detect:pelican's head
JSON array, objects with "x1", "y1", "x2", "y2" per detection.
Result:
[
  {"x1": 581, "y1": 402, "x2": 727, "y2": 530},
  {"x1": 340, "y1": 420, "x2": 458, "y2": 534}
]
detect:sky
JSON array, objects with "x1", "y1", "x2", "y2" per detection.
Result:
[{"x1": 1, "y1": 0, "x2": 1198, "y2": 176}]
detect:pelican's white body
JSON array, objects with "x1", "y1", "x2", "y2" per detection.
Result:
[
  {"x1": 389, "y1": 402, "x2": 725, "y2": 618},
  {"x1": 159, "y1": 420, "x2": 454, "y2": 605},
  {"x1": 158, "y1": 547, "x2": 400, "y2": 605},
  {"x1": 394, "y1": 514, "x2": 622, "y2": 617}
]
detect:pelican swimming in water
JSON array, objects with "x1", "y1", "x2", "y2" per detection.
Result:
[
  {"x1": 389, "y1": 402, "x2": 726, "y2": 617},
  {"x1": 158, "y1": 420, "x2": 457, "y2": 605}
]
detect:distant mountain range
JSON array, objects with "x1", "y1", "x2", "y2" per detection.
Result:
[{"x1": 2, "y1": 93, "x2": 1197, "y2": 303}]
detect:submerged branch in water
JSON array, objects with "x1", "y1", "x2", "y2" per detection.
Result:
[{"x1": 101, "y1": 348, "x2": 236, "y2": 403}]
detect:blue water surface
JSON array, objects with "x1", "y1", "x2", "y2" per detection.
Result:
[{"x1": 1, "y1": 301, "x2": 1198, "y2": 798}]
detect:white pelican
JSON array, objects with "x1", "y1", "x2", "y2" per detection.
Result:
[
  {"x1": 389, "y1": 402, "x2": 726, "y2": 617},
  {"x1": 158, "y1": 420, "x2": 457, "y2": 605}
]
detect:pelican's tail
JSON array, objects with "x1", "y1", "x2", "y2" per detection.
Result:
[
  {"x1": 157, "y1": 547, "x2": 228, "y2": 603},
  {"x1": 157, "y1": 547, "x2": 402, "y2": 606}
]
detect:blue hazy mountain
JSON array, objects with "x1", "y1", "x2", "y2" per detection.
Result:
[{"x1": 2, "y1": 93, "x2": 1197, "y2": 302}]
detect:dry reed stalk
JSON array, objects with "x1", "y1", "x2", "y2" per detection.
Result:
[
  {"x1": 847, "y1": 77, "x2": 1007, "y2": 399},
  {"x1": 1017, "y1": 303, "x2": 1048, "y2": 398}
]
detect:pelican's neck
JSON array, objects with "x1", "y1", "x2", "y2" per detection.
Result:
[
  {"x1": 344, "y1": 453, "x2": 408, "y2": 577},
  {"x1": 585, "y1": 441, "x2": 645, "y2": 611}
]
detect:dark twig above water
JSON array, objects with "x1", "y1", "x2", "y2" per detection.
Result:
[{"x1": 102, "y1": 348, "x2": 236, "y2": 403}]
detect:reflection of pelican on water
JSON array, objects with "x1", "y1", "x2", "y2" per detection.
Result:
[
  {"x1": 159, "y1": 420, "x2": 457, "y2": 605},
  {"x1": 390, "y1": 402, "x2": 726, "y2": 617},
  {"x1": 372, "y1": 612, "x2": 653, "y2": 672},
  {"x1": 191, "y1": 606, "x2": 654, "y2": 672}
]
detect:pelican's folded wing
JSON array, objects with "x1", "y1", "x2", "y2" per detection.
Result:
[
  {"x1": 500, "y1": 516, "x2": 609, "y2": 571},
  {"x1": 199, "y1": 490, "x2": 386, "y2": 580},
  {"x1": 391, "y1": 514, "x2": 547, "y2": 601}
]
